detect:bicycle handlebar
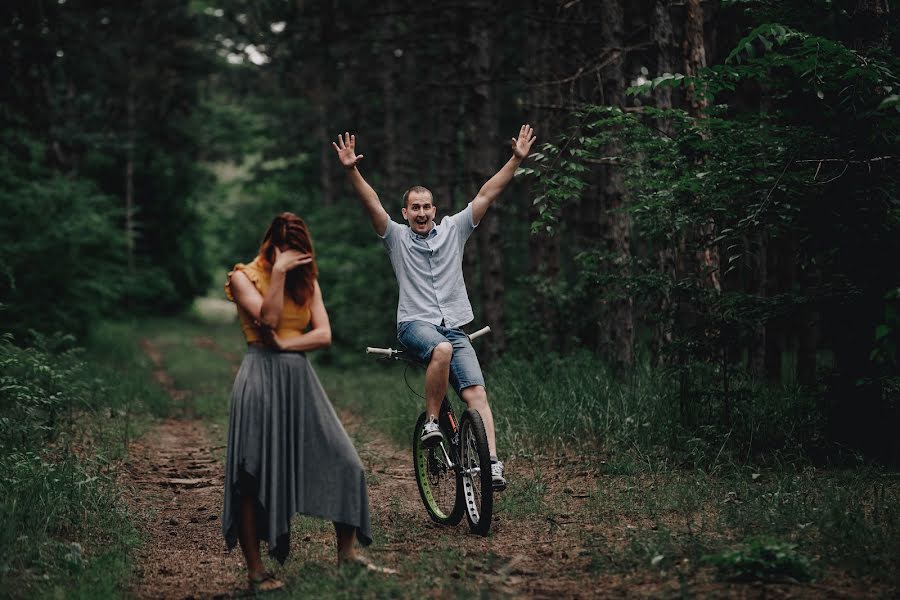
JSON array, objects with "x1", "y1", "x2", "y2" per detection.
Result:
[
  {"x1": 365, "y1": 346, "x2": 397, "y2": 357},
  {"x1": 468, "y1": 325, "x2": 491, "y2": 340},
  {"x1": 365, "y1": 325, "x2": 491, "y2": 357}
]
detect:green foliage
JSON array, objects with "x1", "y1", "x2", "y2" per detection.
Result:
[
  {"x1": 0, "y1": 133, "x2": 127, "y2": 339},
  {"x1": 705, "y1": 538, "x2": 813, "y2": 582},
  {"x1": 527, "y1": 9, "x2": 900, "y2": 458},
  {"x1": 0, "y1": 326, "x2": 170, "y2": 597},
  {"x1": 1, "y1": 2, "x2": 213, "y2": 334}
]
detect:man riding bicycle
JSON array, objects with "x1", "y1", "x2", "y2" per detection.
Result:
[{"x1": 333, "y1": 124, "x2": 536, "y2": 491}]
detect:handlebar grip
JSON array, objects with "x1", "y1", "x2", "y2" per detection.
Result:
[
  {"x1": 468, "y1": 326, "x2": 491, "y2": 340},
  {"x1": 366, "y1": 347, "x2": 394, "y2": 356}
]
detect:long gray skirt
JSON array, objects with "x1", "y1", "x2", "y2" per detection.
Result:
[{"x1": 222, "y1": 346, "x2": 372, "y2": 563}]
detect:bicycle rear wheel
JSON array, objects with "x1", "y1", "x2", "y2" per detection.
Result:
[
  {"x1": 459, "y1": 409, "x2": 493, "y2": 535},
  {"x1": 412, "y1": 412, "x2": 463, "y2": 525}
]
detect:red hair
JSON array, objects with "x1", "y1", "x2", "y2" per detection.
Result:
[{"x1": 259, "y1": 212, "x2": 318, "y2": 306}]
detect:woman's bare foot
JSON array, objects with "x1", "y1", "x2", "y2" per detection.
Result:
[
  {"x1": 249, "y1": 571, "x2": 284, "y2": 592},
  {"x1": 339, "y1": 553, "x2": 398, "y2": 575}
]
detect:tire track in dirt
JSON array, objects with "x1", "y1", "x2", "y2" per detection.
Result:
[{"x1": 124, "y1": 339, "x2": 244, "y2": 599}]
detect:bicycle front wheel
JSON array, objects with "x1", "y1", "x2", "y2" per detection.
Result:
[
  {"x1": 459, "y1": 409, "x2": 493, "y2": 535},
  {"x1": 412, "y1": 412, "x2": 463, "y2": 525}
]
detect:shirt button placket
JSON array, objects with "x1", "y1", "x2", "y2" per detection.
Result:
[{"x1": 427, "y1": 241, "x2": 442, "y2": 322}]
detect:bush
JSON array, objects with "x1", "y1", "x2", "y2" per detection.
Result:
[
  {"x1": 0, "y1": 132, "x2": 127, "y2": 339},
  {"x1": 705, "y1": 538, "x2": 813, "y2": 582},
  {"x1": 0, "y1": 328, "x2": 168, "y2": 596}
]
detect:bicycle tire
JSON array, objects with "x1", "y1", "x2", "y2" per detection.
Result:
[
  {"x1": 412, "y1": 412, "x2": 464, "y2": 525},
  {"x1": 459, "y1": 409, "x2": 493, "y2": 535}
]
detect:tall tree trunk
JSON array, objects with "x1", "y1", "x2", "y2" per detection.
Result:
[
  {"x1": 465, "y1": 6, "x2": 504, "y2": 360},
  {"x1": 380, "y1": 2, "x2": 399, "y2": 199},
  {"x1": 651, "y1": 0, "x2": 677, "y2": 363},
  {"x1": 852, "y1": 0, "x2": 890, "y2": 50},
  {"x1": 125, "y1": 56, "x2": 137, "y2": 273},
  {"x1": 683, "y1": 0, "x2": 709, "y2": 115},
  {"x1": 764, "y1": 234, "x2": 791, "y2": 382},
  {"x1": 430, "y1": 14, "x2": 459, "y2": 216},
  {"x1": 526, "y1": 0, "x2": 561, "y2": 351},
  {"x1": 598, "y1": 0, "x2": 634, "y2": 369},
  {"x1": 683, "y1": 0, "x2": 720, "y2": 293},
  {"x1": 314, "y1": 88, "x2": 333, "y2": 206},
  {"x1": 748, "y1": 230, "x2": 767, "y2": 378}
]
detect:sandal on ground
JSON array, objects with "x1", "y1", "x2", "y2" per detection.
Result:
[
  {"x1": 249, "y1": 571, "x2": 284, "y2": 592},
  {"x1": 340, "y1": 554, "x2": 398, "y2": 575}
]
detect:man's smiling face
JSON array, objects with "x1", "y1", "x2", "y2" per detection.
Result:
[{"x1": 402, "y1": 190, "x2": 437, "y2": 236}]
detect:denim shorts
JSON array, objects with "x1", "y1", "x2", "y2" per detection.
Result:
[{"x1": 397, "y1": 321, "x2": 486, "y2": 395}]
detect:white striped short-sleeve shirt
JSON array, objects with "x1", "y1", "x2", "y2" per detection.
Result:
[{"x1": 381, "y1": 202, "x2": 478, "y2": 328}]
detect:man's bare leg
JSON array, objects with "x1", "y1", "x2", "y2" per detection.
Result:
[
  {"x1": 425, "y1": 342, "x2": 453, "y2": 420},
  {"x1": 460, "y1": 385, "x2": 497, "y2": 455}
]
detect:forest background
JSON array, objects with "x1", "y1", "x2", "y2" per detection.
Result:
[{"x1": 1, "y1": 0, "x2": 899, "y2": 596}]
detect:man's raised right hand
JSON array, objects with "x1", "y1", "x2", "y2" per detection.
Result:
[{"x1": 332, "y1": 132, "x2": 363, "y2": 169}]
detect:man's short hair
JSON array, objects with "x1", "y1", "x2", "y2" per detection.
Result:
[{"x1": 402, "y1": 186, "x2": 433, "y2": 208}]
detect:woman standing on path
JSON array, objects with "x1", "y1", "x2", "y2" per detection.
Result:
[{"x1": 222, "y1": 212, "x2": 389, "y2": 591}]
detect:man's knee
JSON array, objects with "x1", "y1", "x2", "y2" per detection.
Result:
[
  {"x1": 461, "y1": 385, "x2": 488, "y2": 409},
  {"x1": 430, "y1": 342, "x2": 453, "y2": 366}
]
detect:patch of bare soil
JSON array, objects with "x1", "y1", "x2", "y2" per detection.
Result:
[
  {"x1": 124, "y1": 419, "x2": 244, "y2": 599},
  {"x1": 125, "y1": 339, "x2": 244, "y2": 599}
]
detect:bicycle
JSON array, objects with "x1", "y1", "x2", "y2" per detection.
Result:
[{"x1": 365, "y1": 326, "x2": 493, "y2": 536}]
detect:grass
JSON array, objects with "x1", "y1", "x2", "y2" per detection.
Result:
[
  {"x1": 704, "y1": 538, "x2": 813, "y2": 582},
  {"x1": 48, "y1": 312, "x2": 897, "y2": 597},
  {"x1": 495, "y1": 467, "x2": 549, "y2": 520},
  {"x1": 0, "y1": 322, "x2": 172, "y2": 599},
  {"x1": 312, "y1": 345, "x2": 900, "y2": 591}
]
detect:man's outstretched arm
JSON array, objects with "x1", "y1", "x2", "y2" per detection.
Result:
[
  {"x1": 332, "y1": 132, "x2": 390, "y2": 236},
  {"x1": 471, "y1": 124, "x2": 537, "y2": 226}
]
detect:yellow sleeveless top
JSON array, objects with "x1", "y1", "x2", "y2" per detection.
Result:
[{"x1": 224, "y1": 256, "x2": 312, "y2": 344}]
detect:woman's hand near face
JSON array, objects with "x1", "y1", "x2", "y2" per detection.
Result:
[{"x1": 272, "y1": 247, "x2": 313, "y2": 274}]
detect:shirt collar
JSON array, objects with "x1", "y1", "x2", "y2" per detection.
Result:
[{"x1": 409, "y1": 224, "x2": 439, "y2": 241}]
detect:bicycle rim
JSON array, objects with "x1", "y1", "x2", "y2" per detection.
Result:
[{"x1": 460, "y1": 410, "x2": 493, "y2": 535}]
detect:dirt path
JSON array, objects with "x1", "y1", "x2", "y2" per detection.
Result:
[
  {"x1": 122, "y1": 331, "x2": 877, "y2": 599},
  {"x1": 124, "y1": 340, "x2": 244, "y2": 599},
  {"x1": 125, "y1": 335, "x2": 657, "y2": 598}
]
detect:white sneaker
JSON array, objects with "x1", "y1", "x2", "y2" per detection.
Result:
[
  {"x1": 420, "y1": 418, "x2": 442, "y2": 447},
  {"x1": 491, "y1": 460, "x2": 507, "y2": 491}
]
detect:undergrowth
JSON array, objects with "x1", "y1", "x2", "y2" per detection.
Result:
[{"x1": 0, "y1": 323, "x2": 169, "y2": 598}]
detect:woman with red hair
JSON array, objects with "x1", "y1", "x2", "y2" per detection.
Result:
[{"x1": 222, "y1": 212, "x2": 385, "y2": 591}]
